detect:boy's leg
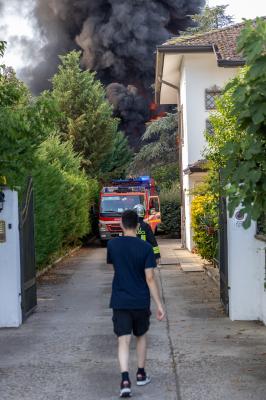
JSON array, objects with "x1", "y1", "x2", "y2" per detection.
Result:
[
  {"x1": 133, "y1": 310, "x2": 151, "y2": 386},
  {"x1": 118, "y1": 335, "x2": 132, "y2": 397},
  {"x1": 136, "y1": 333, "x2": 151, "y2": 385},
  {"x1": 118, "y1": 334, "x2": 131, "y2": 372},
  {"x1": 112, "y1": 310, "x2": 133, "y2": 396},
  {"x1": 136, "y1": 334, "x2": 147, "y2": 369}
]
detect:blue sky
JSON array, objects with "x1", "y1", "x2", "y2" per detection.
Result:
[{"x1": 208, "y1": 0, "x2": 266, "y2": 22}]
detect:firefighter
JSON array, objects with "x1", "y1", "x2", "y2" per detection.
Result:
[{"x1": 133, "y1": 204, "x2": 161, "y2": 263}]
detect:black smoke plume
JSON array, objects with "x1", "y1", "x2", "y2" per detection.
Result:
[
  {"x1": 31, "y1": 0, "x2": 205, "y2": 88},
  {"x1": 106, "y1": 83, "x2": 150, "y2": 148},
  {"x1": 1, "y1": 0, "x2": 205, "y2": 147}
]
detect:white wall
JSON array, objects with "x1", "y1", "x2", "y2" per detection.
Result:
[
  {"x1": 228, "y1": 211, "x2": 266, "y2": 323},
  {"x1": 262, "y1": 290, "x2": 266, "y2": 325},
  {"x1": 180, "y1": 62, "x2": 188, "y2": 168},
  {"x1": 182, "y1": 53, "x2": 239, "y2": 166},
  {"x1": 180, "y1": 53, "x2": 239, "y2": 250},
  {"x1": 0, "y1": 189, "x2": 22, "y2": 327},
  {"x1": 177, "y1": 52, "x2": 266, "y2": 323}
]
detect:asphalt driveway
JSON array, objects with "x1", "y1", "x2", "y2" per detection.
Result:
[{"x1": 0, "y1": 240, "x2": 265, "y2": 400}]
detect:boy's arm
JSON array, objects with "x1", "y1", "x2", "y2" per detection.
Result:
[{"x1": 145, "y1": 268, "x2": 165, "y2": 321}]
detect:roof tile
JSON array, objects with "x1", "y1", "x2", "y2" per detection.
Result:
[{"x1": 165, "y1": 22, "x2": 245, "y2": 63}]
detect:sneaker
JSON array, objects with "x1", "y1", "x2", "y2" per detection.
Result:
[
  {"x1": 136, "y1": 373, "x2": 151, "y2": 386},
  {"x1": 120, "y1": 380, "x2": 132, "y2": 398}
]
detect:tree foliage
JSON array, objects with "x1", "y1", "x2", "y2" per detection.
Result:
[
  {"x1": 130, "y1": 113, "x2": 178, "y2": 174},
  {"x1": 206, "y1": 18, "x2": 266, "y2": 227},
  {"x1": 185, "y1": 5, "x2": 234, "y2": 34},
  {"x1": 0, "y1": 67, "x2": 59, "y2": 186},
  {"x1": 0, "y1": 46, "x2": 124, "y2": 267},
  {"x1": 151, "y1": 162, "x2": 179, "y2": 190},
  {"x1": 33, "y1": 135, "x2": 97, "y2": 266},
  {"x1": 129, "y1": 113, "x2": 180, "y2": 235},
  {"x1": 51, "y1": 51, "x2": 121, "y2": 176},
  {"x1": 100, "y1": 131, "x2": 132, "y2": 180},
  {"x1": 0, "y1": 71, "x2": 98, "y2": 265}
]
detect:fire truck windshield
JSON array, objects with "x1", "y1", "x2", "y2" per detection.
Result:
[{"x1": 100, "y1": 195, "x2": 144, "y2": 215}]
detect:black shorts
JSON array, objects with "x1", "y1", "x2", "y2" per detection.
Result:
[{"x1": 112, "y1": 309, "x2": 151, "y2": 337}]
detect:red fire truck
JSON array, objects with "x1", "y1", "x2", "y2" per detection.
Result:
[{"x1": 99, "y1": 176, "x2": 161, "y2": 243}]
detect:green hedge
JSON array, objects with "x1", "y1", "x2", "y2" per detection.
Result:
[
  {"x1": 33, "y1": 136, "x2": 98, "y2": 267},
  {"x1": 160, "y1": 184, "x2": 181, "y2": 237}
]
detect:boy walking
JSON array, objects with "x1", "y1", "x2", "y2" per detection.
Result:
[{"x1": 107, "y1": 210, "x2": 165, "y2": 398}]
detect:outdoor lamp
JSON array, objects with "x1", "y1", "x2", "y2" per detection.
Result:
[{"x1": 0, "y1": 191, "x2": 5, "y2": 213}]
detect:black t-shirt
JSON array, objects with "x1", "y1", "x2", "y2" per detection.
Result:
[{"x1": 107, "y1": 236, "x2": 157, "y2": 309}]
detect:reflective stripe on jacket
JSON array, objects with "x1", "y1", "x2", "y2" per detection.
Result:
[{"x1": 137, "y1": 220, "x2": 160, "y2": 259}]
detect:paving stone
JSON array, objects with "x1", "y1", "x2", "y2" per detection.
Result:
[
  {"x1": 180, "y1": 263, "x2": 204, "y2": 272},
  {"x1": 160, "y1": 258, "x2": 180, "y2": 265}
]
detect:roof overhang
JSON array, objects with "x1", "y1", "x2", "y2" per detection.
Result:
[
  {"x1": 183, "y1": 160, "x2": 209, "y2": 175},
  {"x1": 158, "y1": 45, "x2": 213, "y2": 53},
  {"x1": 155, "y1": 44, "x2": 245, "y2": 105},
  {"x1": 155, "y1": 45, "x2": 213, "y2": 105},
  {"x1": 217, "y1": 59, "x2": 245, "y2": 67}
]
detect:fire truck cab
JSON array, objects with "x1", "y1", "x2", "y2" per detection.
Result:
[{"x1": 99, "y1": 176, "x2": 161, "y2": 242}]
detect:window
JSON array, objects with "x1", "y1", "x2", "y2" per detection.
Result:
[
  {"x1": 149, "y1": 197, "x2": 160, "y2": 212},
  {"x1": 205, "y1": 85, "x2": 221, "y2": 110},
  {"x1": 257, "y1": 212, "x2": 266, "y2": 237},
  {"x1": 206, "y1": 119, "x2": 215, "y2": 136},
  {"x1": 100, "y1": 195, "x2": 144, "y2": 214}
]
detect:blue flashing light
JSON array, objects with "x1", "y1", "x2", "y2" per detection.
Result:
[
  {"x1": 139, "y1": 176, "x2": 150, "y2": 182},
  {"x1": 109, "y1": 177, "x2": 152, "y2": 191},
  {"x1": 112, "y1": 177, "x2": 151, "y2": 185},
  {"x1": 112, "y1": 179, "x2": 131, "y2": 184}
]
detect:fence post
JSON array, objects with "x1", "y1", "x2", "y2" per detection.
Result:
[{"x1": 0, "y1": 188, "x2": 22, "y2": 328}]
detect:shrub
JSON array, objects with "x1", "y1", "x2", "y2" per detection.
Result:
[
  {"x1": 160, "y1": 183, "x2": 181, "y2": 237},
  {"x1": 0, "y1": 68, "x2": 59, "y2": 187},
  {"x1": 33, "y1": 136, "x2": 97, "y2": 267},
  {"x1": 191, "y1": 192, "x2": 218, "y2": 261},
  {"x1": 206, "y1": 18, "x2": 266, "y2": 227}
]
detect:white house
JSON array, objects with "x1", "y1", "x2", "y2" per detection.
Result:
[
  {"x1": 155, "y1": 23, "x2": 245, "y2": 251},
  {"x1": 155, "y1": 22, "x2": 266, "y2": 324}
]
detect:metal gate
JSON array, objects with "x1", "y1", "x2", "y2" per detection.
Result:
[
  {"x1": 20, "y1": 177, "x2": 37, "y2": 320},
  {"x1": 218, "y1": 196, "x2": 229, "y2": 315}
]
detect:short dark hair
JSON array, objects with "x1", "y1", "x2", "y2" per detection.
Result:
[{"x1": 122, "y1": 210, "x2": 138, "y2": 230}]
